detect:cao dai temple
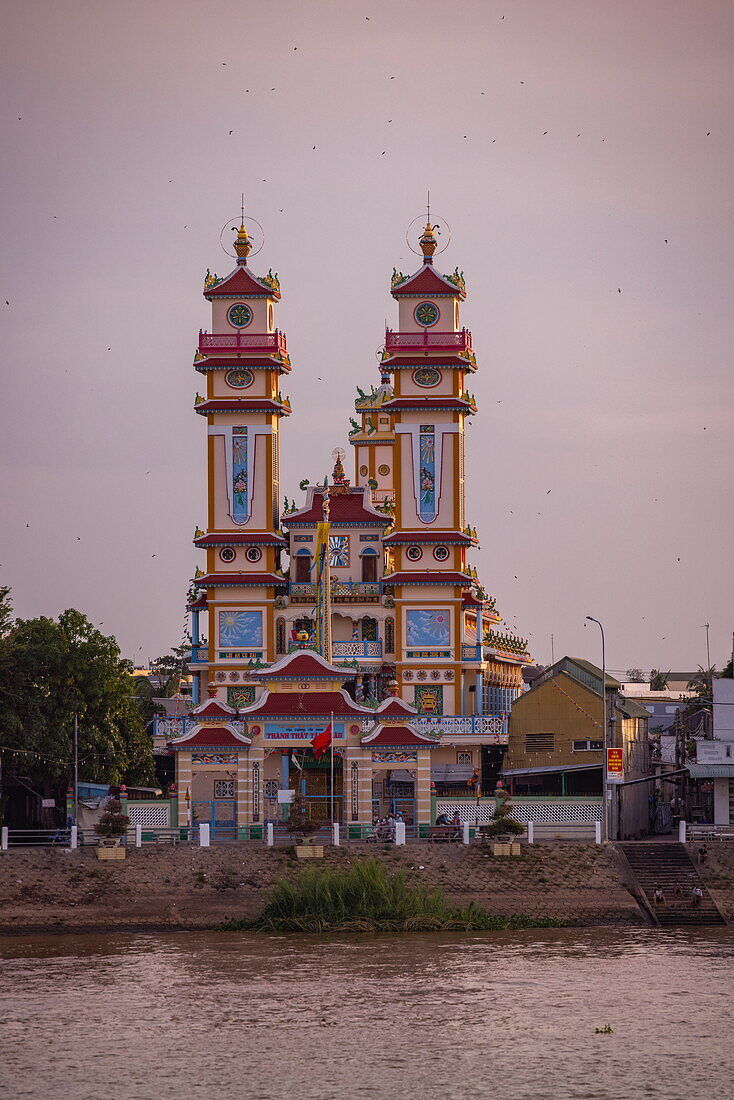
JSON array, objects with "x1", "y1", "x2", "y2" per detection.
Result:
[{"x1": 170, "y1": 213, "x2": 533, "y2": 836}]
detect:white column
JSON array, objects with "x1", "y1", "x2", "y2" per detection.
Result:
[
  {"x1": 527, "y1": 821, "x2": 534, "y2": 844},
  {"x1": 462, "y1": 822, "x2": 470, "y2": 845},
  {"x1": 135, "y1": 824, "x2": 142, "y2": 848},
  {"x1": 332, "y1": 821, "x2": 340, "y2": 846},
  {"x1": 679, "y1": 819, "x2": 687, "y2": 844},
  {"x1": 70, "y1": 825, "x2": 78, "y2": 850},
  {"x1": 1, "y1": 826, "x2": 7, "y2": 851},
  {"x1": 394, "y1": 820, "x2": 406, "y2": 846},
  {"x1": 199, "y1": 822, "x2": 210, "y2": 847},
  {"x1": 266, "y1": 822, "x2": 274, "y2": 847},
  {"x1": 595, "y1": 820, "x2": 602, "y2": 845}
]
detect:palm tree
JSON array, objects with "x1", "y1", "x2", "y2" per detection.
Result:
[
  {"x1": 649, "y1": 669, "x2": 670, "y2": 691},
  {"x1": 687, "y1": 665, "x2": 716, "y2": 697}
]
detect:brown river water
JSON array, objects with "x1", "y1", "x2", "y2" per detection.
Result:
[{"x1": 1, "y1": 928, "x2": 732, "y2": 1099}]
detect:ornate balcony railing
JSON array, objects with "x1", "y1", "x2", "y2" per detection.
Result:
[
  {"x1": 384, "y1": 328, "x2": 472, "y2": 352},
  {"x1": 198, "y1": 330, "x2": 288, "y2": 354},
  {"x1": 288, "y1": 581, "x2": 382, "y2": 600},
  {"x1": 360, "y1": 714, "x2": 508, "y2": 742},
  {"x1": 461, "y1": 644, "x2": 483, "y2": 662},
  {"x1": 332, "y1": 641, "x2": 383, "y2": 659}
]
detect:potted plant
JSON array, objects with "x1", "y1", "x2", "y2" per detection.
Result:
[
  {"x1": 94, "y1": 797, "x2": 130, "y2": 860},
  {"x1": 484, "y1": 788, "x2": 524, "y2": 855},
  {"x1": 285, "y1": 792, "x2": 324, "y2": 858}
]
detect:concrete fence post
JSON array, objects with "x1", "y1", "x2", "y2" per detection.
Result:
[
  {"x1": 527, "y1": 821, "x2": 534, "y2": 845},
  {"x1": 462, "y1": 822, "x2": 470, "y2": 845},
  {"x1": 266, "y1": 822, "x2": 274, "y2": 847},
  {"x1": 595, "y1": 820, "x2": 602, "y2": 845},
  {"x1": 332, "y1": 822, "x2": 340, "y2": 846},
  {"x1": 135, "y1": 824, "x2": 142, "y2": 848},
  {"x1": 199, "y1": 823, "x2": 210, "y2": 848},
  {"x1": 394, "y1": 821, "x2": 406, "y2": 846},
  {"x1": 2, "y1": 825, "x2": 9, "y2": 850},
  {"x1": 70, "y1": 825, "x2": 78, "y2": 850},
  {"x1": 679, "y1": 819, "x2": 686, "y2": 844}
]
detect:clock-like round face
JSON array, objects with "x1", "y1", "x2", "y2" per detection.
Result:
[
  {"x1": 228, "y1": 303, "x2": 253, "y2": 328},
  {"x1": 413, "y1": 367, "x2": 441, "y2": 388},
  {"x1": 225, "y1": 368, "x2": 254, "y2": 388},
  {"x1": 415, "y1": 301, "x2": 439, "y2": 327}
]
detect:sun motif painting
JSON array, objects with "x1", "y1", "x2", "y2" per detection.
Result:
[
  {"x1": 328, "y1": 535, "x2": 350, "y2": 567},
  {"x1": 218, "y1": 610, "x2": 263, "y2": 648},
  {"x1": 406, "y1": 609, "x2": 450, "y2": 647}
]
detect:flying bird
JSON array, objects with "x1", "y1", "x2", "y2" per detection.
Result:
[{"x1": 229, "y1": 130, "x2": 233, "y2": 135}]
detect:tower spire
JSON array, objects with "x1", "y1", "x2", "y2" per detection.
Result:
[
  {"x1": 233, "y1": 192, "x2": 251, "y2": 265},
  {"x1": 419, "y1": 195, "x2": 438, "y2": 265}
]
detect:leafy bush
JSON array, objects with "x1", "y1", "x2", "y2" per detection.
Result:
[
  {"x1": 94, "y1": 797, "x2": 129, "y2": 838},
  {"x1": 484, "y1": 790, "x2": 524, "y2": 837}
]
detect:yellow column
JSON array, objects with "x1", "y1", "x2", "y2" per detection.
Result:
[
  {"x1": 177, "y1": 751, "x2": 193, "y2": 832},
  {"x1": 415, "y1": 749, "x2": 432, "y2": 826},
  {"x1": 236, "y1": 751, "x2": 249, "y2": 838}
]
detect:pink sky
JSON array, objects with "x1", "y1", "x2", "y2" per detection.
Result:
[{"x1": 1, "y1": 0, "x2": 732, "y2": 673}]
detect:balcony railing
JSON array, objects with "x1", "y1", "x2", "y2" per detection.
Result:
[
  {"x1": 461, "y1": 644, "x2": 483, "y2": 662},
  {"x1": 332, "y1": 641, "x2": 383, "y2": 659},
  {"x1": 384, "y1": 327, "x2": 472, "y2": 352},
  {"x1": 289, "y1": 581, "x2": 382, "y2": 600},
  {"x1": 360, "y1": 714, "x2": 508, "y2": 742},
  {"x1": 198, "y1": 330, "x2": 288, "y2": 354}
]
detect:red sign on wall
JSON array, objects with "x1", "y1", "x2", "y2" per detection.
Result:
[{"x1": 606, "y1": 747, "x2": 624, "y2": 783}]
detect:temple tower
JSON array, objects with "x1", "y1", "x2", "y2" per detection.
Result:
[{"x1": 189, "y1": 215, "x2": 290, "y2": 707}]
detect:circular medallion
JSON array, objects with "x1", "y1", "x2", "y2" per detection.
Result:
[
  {"x1": 430, "y1": 670, "x2": 441, "y2": 680},
  {"x1": 225, "y1": 368, "x2": 254, "y2": 388},
  {"x1": 215, "y1": 671, "x2": 227, "y2": 682},
  {"x1": 378, "y1": 464, "x2": 390, "y2": 477},
  {"x1": 229, "y1": 671, "x2": 240, "y2": 682},
  {"x1": 246, "y1": 546, "x2": 262, "y2": 563},
  {"x1": 416, "y1": 670, "x2": 428, "y2": 681},
  {"x1": 414, "y1": 301, "x2": 439, "y2": 327},
  {"x1": 264, "y1": 780, "x2": 278, "y2": 798},
  {"x1": 444, "y1": 670, "x2": 455, "y2": 681},
  {"x1": 360, "y1": 464, "x2": 369, "y2": 477},
  {"x1": 433, "y1": 545, "x2": 450, "y2": 562},
  {"x1": 406, "y1": 546, "x2": 423, "y2": 562},
  {"x1": 219, "y1": 546, "x2": 236, "y2": 563},
  {"x1": 227, "y1": 303, "x2": 253, "y2": 328},
  {"x1": 403, "y1": 671, "x2": 414, "y2": 681},
  {"x1": 413, "y1": 367, "x2": 441, "y2": 388}
]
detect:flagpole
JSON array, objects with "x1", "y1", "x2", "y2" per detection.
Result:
[{"x1": 330, "y1": 711, "x2": 334, "y2": 825}]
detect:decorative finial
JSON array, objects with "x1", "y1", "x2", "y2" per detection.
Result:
[
  {"x1": 232, "y1": 193, "x2": 251, "y2": 264},
  {"x1": 419, "y1": 196, "x2": 439, "y2": 265}
]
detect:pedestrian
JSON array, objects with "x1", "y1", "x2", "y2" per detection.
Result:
[
  {"x1": 697, "y1": 844, "x2": 709, "y2": 866},
  {"x1": 691, "y1": 885, "x2": 703, "y2": 908},
  {"x1": 673, "y1": 883, "x2": 684, "y2": 899},
  {"x1": 653, "y1": 885, "x2": 666, "y2": 906}
]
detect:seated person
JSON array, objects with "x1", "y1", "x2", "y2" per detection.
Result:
[{"x1": 435, "y1": 812, "x2": 450, "y2": 826}]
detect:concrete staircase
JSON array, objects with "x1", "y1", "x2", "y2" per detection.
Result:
[{"x1": 620, "y1": 843, "x2": 726, "y2": 926}]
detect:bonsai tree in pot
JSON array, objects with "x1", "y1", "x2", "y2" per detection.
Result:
[
  {"x1": 94, "y1": 797, "x2": 130, "y2": 846},
  {"x1": 484, "y1": 788, "x2": 524, "y2": 840},
  {"x1": 284, "y1": 791, "x2": 322, "y2": 845}
]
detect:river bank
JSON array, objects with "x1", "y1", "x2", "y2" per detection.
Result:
[{"x1": 0, "y1": 841, "x2": 647, "y2": 933}]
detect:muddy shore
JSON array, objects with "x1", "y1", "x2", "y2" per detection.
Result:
[{"x1": 0, "y1": 842, "x2": 649, "y2": 934}]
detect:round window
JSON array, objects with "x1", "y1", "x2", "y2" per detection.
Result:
[
  {"x1": 246, "y1": 546, "x2": 262, "y2": 563},
  {"x1": 225, "y1": 368, "x2": 254, "y2": 388},
  {"x1": 227, "y1": 303, "x2": 253, "y2": 328},
  {"x1": 413, "y1": 367, "x2": 441, "y2": 388},
  {"x1": 433, "y1": 545, "x2": 450, "y2": 562},
  {"x1": 406, "y1": 546, "x2": 423, "y2": 562},
  {"x1": 414, "y1": 301, "x2": 439, "y2": 327},
  {"x1": 378, "y1": 464, "x2": 390, "y2": 477},
  {"x1": 219, "y1": 547, "x2": 236, "y2": 563}
]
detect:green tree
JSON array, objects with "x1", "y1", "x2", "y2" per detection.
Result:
[
  {"x1": 149, "y1": 643, "x2": 191, "y2": 697},
  {"x1": 626, "y1": 668, "x2": 645, "y2": 683},
  {"x1": 0, "y1": 605, "x2": 154, "y2": 816},
  {"x1": 687, "y1": 665, "x2": 716, "y2": 697},
  {"x1": 649, "y1": 669, "x2": 670, "y2": 691},
  {"x1": 721, "y1": 658, "x2": 733, "y2": 679}
]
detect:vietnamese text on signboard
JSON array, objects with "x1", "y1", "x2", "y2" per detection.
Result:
[
  {"x1": 264, "y1": 723, "x2": 345, "y2": 740},
  {"x1": 606, "y1": 747, "x2": 624, "y2": 783}
]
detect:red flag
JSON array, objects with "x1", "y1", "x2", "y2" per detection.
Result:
[{"x1": 311, "y1": 723, "x2": 332, "y2": 760}]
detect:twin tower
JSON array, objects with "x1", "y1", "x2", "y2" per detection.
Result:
[{"x1": 187, "y1": 214, "x2": 531, "y2": 722}]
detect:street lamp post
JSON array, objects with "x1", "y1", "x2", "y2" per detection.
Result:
[{"x1": 586, "y1": 616, "x2": 608, "y2": 842}]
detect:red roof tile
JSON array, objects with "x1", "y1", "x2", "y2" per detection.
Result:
[
  {"x1": 195, "y1": 398, "x2": 290, "y2": 415},
  {"x1": 383, "y1": 531, "x2": 473, "y2": 545},
  {"x1": 375, "y1": 698, "x2": 418, "y2": 716},
  {"x1": 170, "y1": 725, "x2": 251, "y2": 748},
  {"x1": 250, "y1": 651, "x2": 350, "y2": 680},
  {"x1": 380, "y1": 355, "x2": 474, "y2": 368},
  {"x1": 187, "y1": 593, "x2": 208, "y2": 610},
  {"x1": 194, "y1": 532, "x2": 286, "y2": 547},
  {"x1": 241, "y1": 689, "x2": 372, "y2": 718},
  {"x1": 194, "y1": 357, "x2": 288, "y2": 369},
  {"x1": 191, "y1": 699, "x2": 236, "y2": 718},
  {"x1": 361, "y1": 724, "x2": 437, "y2": 746},
  {"x1": 204, "y1": 266, "x2": 280, "y2": 299},
  {"x1": 383, "y1": 571, "x2": 471, "y2": 586},
  {"x1": 391, "y1": 266, "x2": 465, "y2": 299},
  {"x1": 381, "y1": 397, "x2": 474, "y2": 412},
  {"x1": 283, "y1": 488, "x2": 390, "y2": 526},
  {"x1": 197, "y1": 572, "x2": 286, "y2": 587}
]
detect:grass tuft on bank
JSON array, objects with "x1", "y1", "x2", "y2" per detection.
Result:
[{"x1": 218, "y1": 858, "x2": 566, "y2": 933}]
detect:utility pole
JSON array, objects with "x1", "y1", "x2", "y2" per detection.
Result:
[
  {"x1": 586, "y1": 617, "x2": 609, "y2": 842},
  {"x1": 73, "y1": 713, "x2": 79, "y2": 825}
]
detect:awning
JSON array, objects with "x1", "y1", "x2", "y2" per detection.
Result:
[
  {"x1": 431, "y1": 764, "x2": 475, "y2": 783},
  {"x1": 686, "y1": 764, "x2": 734, "y2": 778},
  {"x1": 501, "y1": 763, "x2": 602, "y2": 777},
  {"x1": 387, "y1": 770, "x2": 416, "y2": 784}
]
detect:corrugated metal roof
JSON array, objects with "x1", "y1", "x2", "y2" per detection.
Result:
[{"x1": 686, "y1": 764, "x2": 734, "y2": 778}]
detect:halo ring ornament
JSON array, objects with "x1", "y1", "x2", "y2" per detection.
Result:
[
  {"x1": 414, "y1": 302, "x2": 440, "y2": 327},
  {"x1": 219, "y1": 214, "x2": 265, "y2": 259},
  {"x1": 374, "y1": 344, "x2": 387, "y2": 363},
  {"x1": 227, "y1": 303, "x2": 253, "y2": 328},
  {"x1": 405, "y1": 213, "x2": 452, "y2": 257},
  {"x1": 413, "y1": 367, "x2": 441, "y2": 387},
  {"x1": 332, "y1": 446, "x2": 346, "y2": 462}
]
